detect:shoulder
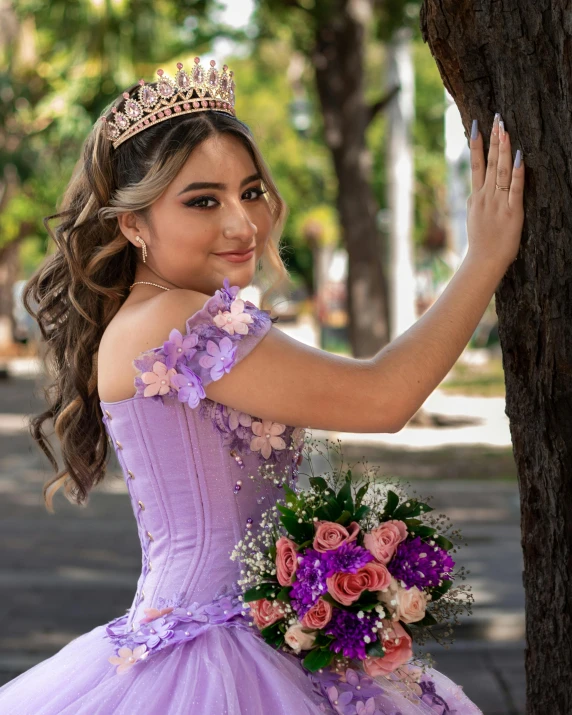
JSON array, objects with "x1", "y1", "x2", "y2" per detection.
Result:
[{"x1": 98, "y1": 288, "x2": 211, "y2": 402}]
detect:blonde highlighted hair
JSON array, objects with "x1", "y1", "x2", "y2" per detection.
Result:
[{"x1": 24, "y1": 100, "x2": 289, "y2": 511}]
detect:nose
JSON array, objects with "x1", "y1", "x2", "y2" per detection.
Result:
[{"x1": 222, "y1": 202, "x2": 257, "y2": 243}]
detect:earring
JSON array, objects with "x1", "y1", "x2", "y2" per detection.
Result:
[{"x1": 135, "y1": 236, "x2": 147, "y2": 264}]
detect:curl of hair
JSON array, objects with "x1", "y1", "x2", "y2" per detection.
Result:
[{"x1": 24, "y1": 101, "x2": 289, "y2": 512}]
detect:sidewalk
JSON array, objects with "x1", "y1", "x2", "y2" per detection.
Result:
[{"x1": 0, "y1": 367, "x2": 525, "y2": 713}]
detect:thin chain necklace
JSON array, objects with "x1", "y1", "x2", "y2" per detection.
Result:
[{"x1": 129, "y1": 281, "x2": 172, "y2": 291}]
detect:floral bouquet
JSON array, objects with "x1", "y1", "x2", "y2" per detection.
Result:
[{"x1": 231, "y1": 446, "x2": 473, "y2": 677}]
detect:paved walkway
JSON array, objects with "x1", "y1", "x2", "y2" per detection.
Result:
[{"x1": 0, "y1": 369, "x2": 525, "y2": 713}]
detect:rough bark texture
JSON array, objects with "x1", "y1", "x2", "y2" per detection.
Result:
[
  {"x1": 312, "y1": 1, "x2": 390, "y2": 357},
  {"x1": 420, "y1": 2, "x2": 572, "y2": 712}
]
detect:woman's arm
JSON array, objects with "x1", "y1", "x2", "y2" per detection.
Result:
[
  {"x1": 206, "y1": 114, "x2": 525, "y2": 432},
  {"x1": 205, "y1": 253, "x2": 507, "y2": 432}
]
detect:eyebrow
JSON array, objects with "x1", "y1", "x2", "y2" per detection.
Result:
[{"x1": 177, "y1": 173, "x2": 262, "y2": 195}]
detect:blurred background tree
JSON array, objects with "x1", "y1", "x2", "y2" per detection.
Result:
[{"x1": 0, "y1": 0, "x2": 448, "y2": 358}]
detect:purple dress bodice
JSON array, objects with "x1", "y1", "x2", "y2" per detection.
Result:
[{"x1": 99, "y1": 280, "x2": 304, "y2": 634}]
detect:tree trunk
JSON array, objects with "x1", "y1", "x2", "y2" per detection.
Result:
[
  {"x1": 312, "y1": 0, "x2": 390, "y2": 357},
  {"x1": 420, "y1": 2, "x2": 572, "y2": 712}
]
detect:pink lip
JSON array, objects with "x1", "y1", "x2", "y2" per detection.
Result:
[{"x1": 214, "y1": 247, "x2": 255, "y2": 263}]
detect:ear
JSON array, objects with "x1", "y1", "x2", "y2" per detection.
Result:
[{"x1": 117, "y1": 211, "x2": 148, "y2": 248}]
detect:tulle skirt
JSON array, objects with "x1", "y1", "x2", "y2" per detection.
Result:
[{"x1": 0, "y1": 619, "x2": 482, "y2": 714}]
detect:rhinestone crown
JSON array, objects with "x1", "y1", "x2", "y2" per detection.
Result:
[{"x1": 101, "y1": 58, "x2": 236, "y2": 149}]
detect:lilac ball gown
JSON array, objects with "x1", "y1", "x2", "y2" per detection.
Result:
[{"x1": 0, "y1": 281, "x2": 482, "y2": 714}]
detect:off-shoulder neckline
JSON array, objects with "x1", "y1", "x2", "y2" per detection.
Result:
[{"x1": 99, "y1": 281, "x2": 269, "y2": 409}]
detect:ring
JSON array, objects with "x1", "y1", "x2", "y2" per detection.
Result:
[{"x1": 496, "y1": 183, "x2": 510, "y2": 191}]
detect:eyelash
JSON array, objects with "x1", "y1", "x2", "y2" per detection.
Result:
[{"x1": 184, "y1": 187, "x2": 268, "y2": 209}]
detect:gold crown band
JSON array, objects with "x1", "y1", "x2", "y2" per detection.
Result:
[{"x1": 101, "y1": 58, "x2": 236, "y2": 149}]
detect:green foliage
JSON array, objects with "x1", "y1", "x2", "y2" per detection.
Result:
[{"x1": 1, "y1": 0, "x2": 448, "y2": 291}]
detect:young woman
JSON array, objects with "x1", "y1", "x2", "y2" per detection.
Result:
[{"x1": 0, "y1": 58, "x2": 523, "y2": 714}]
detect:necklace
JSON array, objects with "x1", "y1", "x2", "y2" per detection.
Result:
[{"x1": 130, "y1": 281, "x2": 171, "y2": 291}]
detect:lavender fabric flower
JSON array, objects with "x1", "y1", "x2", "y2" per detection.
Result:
[
  {"x1": 324, "y1": 608, "x2": 378, "y2": 660},
  {"x1": 199, "y1": 337, "x2": 237, "y2": 381},
  {"x1": 171, "y1": 365, "x2": 206, "y2": 409},
  {"x1": 321, "y1": 542, "x2": 374, "y2": 577},
  {"x1": 163, "y1": 329, "x2": 198, "y2": 369},
  {"x1": 220, "y1": 277, "x2": 240, "y2": 303},
  {"x1": 133, "y1": 617, "x2": 176, "y2": 650},
  {"x1": 388, "y1": 536, "x2": 455, "y2": 590}
]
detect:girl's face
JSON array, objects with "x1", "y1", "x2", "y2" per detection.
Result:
[{"x1": 136, "y1": 133, "x2": 273, "y2": 295}]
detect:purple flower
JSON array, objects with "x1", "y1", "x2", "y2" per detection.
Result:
[
  {"x1": 321, "y1": 542, "x2": 374, "y2": 577},
  {"x1": 163, "y1": 329, "x2": 198, "y2": 369},
  {"x1": 171, "y1": 365, "x2": 206, "y2": 408},
  {"x1": 133, "y1": 617, "x2": 176, "y2": 650},
  {"x1": 199, "y1": 337, "x2": 237, "y2": 381},
  {"x1": 220, "y1": 277, "x2": 240, "y2": 303},
  {"x1": 290, "y1": 549, "x2": 329, "y2": 616},
  {"x1": 388, "y1": 536, "x2": 455, "y2": 590},
  {"x1": 324, "y1": 608, "x2": 378, "y2": 661}
]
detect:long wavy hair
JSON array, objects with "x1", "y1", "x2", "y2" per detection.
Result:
[{"x1": 24, "y1": 95, "x2": 289, "y2": 513}]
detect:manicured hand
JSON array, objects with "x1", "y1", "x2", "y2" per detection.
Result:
[{"x1": 466, "y1": 114, "x2": 525, "y2": 268}]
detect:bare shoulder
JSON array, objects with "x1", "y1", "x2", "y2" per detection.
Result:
[{"x1": 97, "y1": 288, "x2": 210, "y2": 403}]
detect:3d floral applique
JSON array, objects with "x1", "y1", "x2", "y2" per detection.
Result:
[
  {"x1": 108, "y1": 645, "x2": 148, "y2": 675},
  {"x1": 133, "y1": 617, "x2": 177, "y2": 649},
  {"x1": 140, "y1": 606, "x2": 175, "y2": 624},
  {"x1": 213, "y1": 298, "x2": 254, "y2": 335},
  {"x1": 250, "y1": 420, "x2": 287, "y2": 459},
  {"x1": 171, "y1": 365, "x2": 206, "y2": 408},
  {"x1": 141, "y1": 361, "x2": 177, "y2": 397},
  {"x1": 163, "y1": 329, "x2": 199, "y2": 369},
  {"x1": 226, "y1": 406, "x2": 252, "y2": 431},
  {"x1": 199, "y1": 337, "x2": 237, "y2": 381}
]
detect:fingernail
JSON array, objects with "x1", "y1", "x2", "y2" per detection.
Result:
[
  {"x1": 514, "y1": 149, "x2": 522, "y2": 169},
  {"x1": 493, "y1": 113, "x2": 501, "y2": 135},
  {"x1": 471, "y1": 119, "x2": 478, "y2": 140},
  {"x1": 499, "y1": 120, "x2": 506, "y2": 142}
]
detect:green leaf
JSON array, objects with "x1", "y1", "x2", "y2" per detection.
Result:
[
  {"x1": 302, "y1": 647, "x2": 335, "y2": 672},
  {"x1": 354, "y1": 504, "x2": 371, "y2": 521},
  {"x1": 355, "y1": 483, "x2": 369, "y2": 508},
  {"x1": 242, "y1": 582, "x2": 280, "y2": 603},
  {"x1": 431, "y1": 579, "x2": 453, "y2": 601},
  {"x1": 401, "y1": 622, "x2": 414, "y2": 639},
  {"x1": 365, "y1": 639, "x2": 385, "y2": 658},
  {"x1": 260, "y1": 621, "x2": 285, "y2": 647},
  {"x1": 275, "y1": 586, "x2": 291, "y2": 602},
  {"x1": 280, "y1": 515, "x2": 314, "y2": 543},
  {"x1": 434, "y1": 535, "x2": 454, "y2": 551},
  {"x1": 282, "y1": 484, "x2": 299, "y2": 507},
  {"x1": 336, "y1": 479, "x2": 354, "y2": 513},
  {"x1": 267, "y1": 545, "x2": 277, "y2": 561},
  {"x1": 382, "y1": 490, "x2": 399, "y2": 518},
  {"x1": 276, "y1": 504, "x2": 298, "y2": 519},
  {"x1": 415, "y1": 526, "x2": 437, "y2": 539},
  {"x1": 416, "y1": 611, "x2": 439, "y2": 627},
  {"x1": 309, "y1": 477, "x2": 328, "y2": 492},
  {"x1": 393, "y1": 500, "x2": 424, "y2": 520},
  {"x1": 335, "y1": 510, "x2": 352, "y2": 526}
]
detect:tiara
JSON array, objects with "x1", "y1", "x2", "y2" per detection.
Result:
[{"x1": 101, "y1": 58, "x2": 236, "y2": 149}]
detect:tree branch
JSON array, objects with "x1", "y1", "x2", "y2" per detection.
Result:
[{"x1": 367, "y1": 83, "x2": 401, "y2": 126}]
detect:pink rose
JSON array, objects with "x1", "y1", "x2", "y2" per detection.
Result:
[
  {"x1": 363, "y1": 621, "x2": 413, "y2": 676},
  {"x1": 379, "y1": 577, "x2": 428, "y2": 624},
  {"x1": 301, "y1": 597, "x2": 333, "y2": 629},
  {"x1": 326, "y1": 562, "x2": 392, "y2": 606},
  {"x1": 248, "y1": 598, "x2": 285, "y2": 629},
  {"x1": 284, "y1": 623, "x2": 317, "y2": 652},
  {"x1": 363, "y1": 520, "x2": 408, "y2": 565},
  {"x1": 275, "y1": 536, "x2": 298, "y2": 587},
  {"x1": 313, "y1": 520, "x2": 360, "y2": 552}
]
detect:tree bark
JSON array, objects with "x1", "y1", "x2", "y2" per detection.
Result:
[
  {"x1": 420, "y1": 2, "x2": 572, "y2": 712},
  {"x1": 312, "y1": 0, "x2": 390, "y2": 357}
]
